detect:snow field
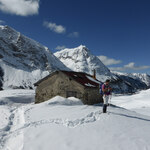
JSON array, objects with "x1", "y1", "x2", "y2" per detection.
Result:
[
  {"x1": 0, "y1": 89, "x2": 150, "y2": 150},
  {"x1": 0, "y1": 90, "x2": 35, "y2": 150},
  {"x1": 23, "y1": 102, "x2": 150, "y2": 150}
]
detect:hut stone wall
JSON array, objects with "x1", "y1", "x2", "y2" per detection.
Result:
[
  {"x1": 35, "y1": 72, "x2": 85, "y2": 103},
  {"x1": 35, "y1": 71, "x2": 103, "y2": 105},
  {"x1": 84, "y1": 88, "x2": 103, "y2": 105}
]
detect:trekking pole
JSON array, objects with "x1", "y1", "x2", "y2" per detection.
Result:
[
  {"x1": 109, "y1": 94, "x2": 112, "y2": 106},
  {"x1": 107, "y1": 94, "x2": 112, "y2": 114}
]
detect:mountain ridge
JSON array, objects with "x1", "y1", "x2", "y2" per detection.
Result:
[{"x1": 0, "y1": 25, "x2": 69, "y2": 89}]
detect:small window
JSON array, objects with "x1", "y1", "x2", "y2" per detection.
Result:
[
  {"x1": 78, "y1": 75, "x2": 83, "y2": 79},
  {"x1": 66, "y1": 91, "x2": 77, "y2": 98}
]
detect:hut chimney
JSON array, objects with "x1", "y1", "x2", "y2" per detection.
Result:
[{"x1": 93, "y1": 69, "x2": 96, "y2": 79}]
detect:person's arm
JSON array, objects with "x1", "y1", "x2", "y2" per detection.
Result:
[
  {"x1": 108, "y1": 87, "x2": 112, "y2": 91},
  {"x1": 108, "y1": 86, "x2": 112, "y2": 94},
  {"x1": 102, "y1": 84, "x2": 108, "y2": 93}
]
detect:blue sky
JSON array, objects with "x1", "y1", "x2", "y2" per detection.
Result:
[{"x1": 0, "y1": 0, "x2": 150, "y2": 74}]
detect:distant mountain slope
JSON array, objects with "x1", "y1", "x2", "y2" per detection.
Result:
[
  {"x1": 0, "y1": 25, "x2": 69, "y2": 89},
  {"x1": 127, "y1": 73, "x2": 150, "y2": 87},
  {"x1": 111, "y1": 73, "x2": 148, "y2": 94},
  {"x1": 112, "y1": 72, "x2": 150, "y2": 90}
]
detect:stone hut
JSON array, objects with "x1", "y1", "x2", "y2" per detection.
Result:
[{"x1": 34, "y1": 70, "x2": 103, "y2": 105}]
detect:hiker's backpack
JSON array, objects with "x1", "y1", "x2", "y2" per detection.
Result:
[{"x1": 100, "y1": 83, "x2": 104, "y2": 95}]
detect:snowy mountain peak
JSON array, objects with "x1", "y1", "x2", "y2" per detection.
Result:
[
  {"x1": 75, "y1": 45, "x2": 90, "y2": 53},
  {"x1": 55, "y1": 45, "x2": 90, "y2": 57},
  {"x1": 0, "y1": 25, "x2": 6, "y2": 30},
  {"x1": 75, "y1": 44, "x2": 87, "y2": 50},
  {"x1": 0, "y1": 25, "x2": 16, "y2": 32},
  {"x1": 0, "y1": 25, "x2": 20, "y2": 44},
  {"x1": 54, "y1": 45, "x2": 112, "y2": 81}
]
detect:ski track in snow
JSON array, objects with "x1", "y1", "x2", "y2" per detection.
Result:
[
  {"x1": 24, "y1": 110, "x2": 103, "y2": 128},
  {"x1": 0, "y1": 107, "x2": 105, "y2": 149},
  {"x1": 2, "y1": 108, "x2": 104, "y2": 133},
  {"x1": 0, "y1": 107, "x2": 102, "y2": 150},
  {"x1": 0, "y1": 107, "x2": 25, "y2": 150}
]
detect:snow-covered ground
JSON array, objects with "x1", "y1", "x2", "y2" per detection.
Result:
[
  {"x1": 112, "y1": 89, "x2": 150, "y2": 116},
  {"x1": 0, "y1": 89, "x2": 150, "y2": 150}
]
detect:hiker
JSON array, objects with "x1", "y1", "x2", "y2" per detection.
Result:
[{"x1": 102, "y1": 79, "x2": 112, "y2": 113}]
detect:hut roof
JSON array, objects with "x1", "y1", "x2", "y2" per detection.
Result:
[{"x1": 34, "y1": 70, "x2": 101, "y2": 88}]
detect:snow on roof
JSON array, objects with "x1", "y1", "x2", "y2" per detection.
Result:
[
  {"x1": 84, "y1": 83, "x2": 96, "y2": 87},
  {"x1": 61, "y1": 71, "x2": 101, "y2": 88},
  {"x1": 86, "y1": 75, "x2": 101, "y2": 84}
]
